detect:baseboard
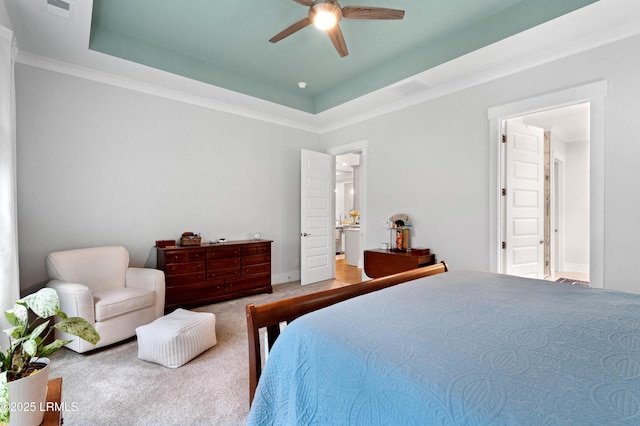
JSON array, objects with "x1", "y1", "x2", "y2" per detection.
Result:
[
  {"x1": 273, "y1": 271, "x2": 300, "y2": 285},
  {"x1": 562, "y1": 262, "x2": 589, "y2": 274}
]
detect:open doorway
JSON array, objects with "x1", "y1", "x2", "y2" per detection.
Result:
[
  {"x1": 502, "y1": 103, "x2": 590, "y2": 284},
  {"x1": 328, "y1": 140, "x2": 368, "y2": 284},
  {"x1": 335, "y1": 152, "x2": 362, "y2": 283}
]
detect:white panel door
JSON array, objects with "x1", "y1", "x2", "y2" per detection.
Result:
[
  {"x1": 505, "y1": 123, "x2": 545, "y2": 278},
  {"x1": 300, "y1": 150, "x2": 334, "y2": 285}
]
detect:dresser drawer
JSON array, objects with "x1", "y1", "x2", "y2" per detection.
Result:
[
  {"x1": 166, "y1": 272, "x2": 206, "y2": 286},
  {"x1": 207, "y1": 267, "x2": 241, "y2": 280},
  {"x1": 166, "y1": 280, "x2": 224, "y2": 305},
  {"x1": 242, "y1": 245, "x2": 271, "y2": 256},
  {"x1": 187, "y1": 249, "x2": 207, "y2": 261},
  {"x1": 207, "y1": 247, "x2": 241, "y2": 259},
  {"x1": 208, "y1": 257, "x2": 241, "y2": 269},
  {"x1": 163, "y1": 250, "x2": 189, "y2": 263},
  {"x1": 225, "y1": 274, "x2": 271, "y2": 293},
  {"x1": 164, "y1": 261, "x2": 205, "y2": 275},
  {"x1": 242, "y1": 263, "x2": 271, "y2": 276},
  {"x1": 243, "y1": 254, "x2": 271, "y2": 266}
]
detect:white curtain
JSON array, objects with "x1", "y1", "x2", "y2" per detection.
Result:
[{"x1": 0, "y1": 24, "x2": 20, "y2": 348}]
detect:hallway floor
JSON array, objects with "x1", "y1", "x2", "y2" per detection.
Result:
[
  {"x1": 546, "y1": 271, "x2": 589, "y2": 282},
  {"x1": 335, "y1": 254, "x2": 363, "y2": 285}
]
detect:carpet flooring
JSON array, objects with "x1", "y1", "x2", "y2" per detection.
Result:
[{"x1": 48, "y1": 279, "x2": 348, "y2": 425}]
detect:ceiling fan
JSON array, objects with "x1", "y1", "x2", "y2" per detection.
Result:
[{"x1": 269, "y1": 0, "x2": 405, "y2": 57}]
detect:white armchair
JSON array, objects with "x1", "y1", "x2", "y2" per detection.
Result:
[{"x1": 45, "y1": 245, "x2": 165, "y2": 353}]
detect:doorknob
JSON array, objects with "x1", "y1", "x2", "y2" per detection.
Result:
[
  {"x1": 539, "y1": 240, "x2": 545, "y2": 244},
  {"x1": 302, "y1": 232, "x2": 311, "y2": 237}
]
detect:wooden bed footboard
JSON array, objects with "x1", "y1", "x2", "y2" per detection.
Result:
[{"x1": 246, "y1": 261, "x2": 448, "y2": 404}]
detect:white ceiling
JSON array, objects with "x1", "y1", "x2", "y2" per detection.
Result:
[{"x1": 2, "y1": 0, "x2": 640, "y2": 133}]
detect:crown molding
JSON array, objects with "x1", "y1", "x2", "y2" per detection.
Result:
[
  {"x1": 15, "y1": 51, "x2": 323, "y2": 134},
  {"x1": 13, "y1": 0, "x2": 640, "y2": 136}
]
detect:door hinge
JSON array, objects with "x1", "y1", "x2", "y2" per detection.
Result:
[
  {"x1": 501, "y1": 241, "x2": 506, "y2": 249},
  {"x1": 501, "y1": 188, "x2": 506, "y2": 196},
  {"x1": 502, "y1": 134, "x2": 506, "y2": 143}
]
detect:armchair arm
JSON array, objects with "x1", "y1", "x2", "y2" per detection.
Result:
[
  {"x1": 46, "y1": 280, "x2": 96, "y2": 324},
  {"x1": 126, "y1": 267, "x2": 166, "y2": 318}
]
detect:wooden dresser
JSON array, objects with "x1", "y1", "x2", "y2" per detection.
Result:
[
  {"x1": 157, "y1": 240, "x2": 272, "y2": 312},
  {"x1": 363, "y1": 248, "x2": 435, "y2": 278}
]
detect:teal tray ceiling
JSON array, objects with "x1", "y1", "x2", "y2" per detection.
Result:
[{"x1": 89, "y1": 0, "x2": 598, "y2": 114}]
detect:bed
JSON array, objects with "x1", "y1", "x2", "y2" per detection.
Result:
[{"x1": 246, "y1": 265, "x2": 640, "y2": 425}]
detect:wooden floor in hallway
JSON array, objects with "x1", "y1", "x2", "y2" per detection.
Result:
[{"x1": 335, "y1": 254, "x2": 363, "y2": 284}]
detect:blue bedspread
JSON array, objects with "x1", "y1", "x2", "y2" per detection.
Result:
[{"x1": 246, "y1": 271, "x2": 640, "y2": 425}]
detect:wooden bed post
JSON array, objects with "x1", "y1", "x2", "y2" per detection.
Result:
[{"x1": 246, "y1": 303, "x2": 261, "y2": 404}]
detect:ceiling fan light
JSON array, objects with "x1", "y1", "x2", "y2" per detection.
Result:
[
  {"x1": 310, "y1": 2, "x2": 342, "y2": 30},
  {"x1": 314, "y1": 11, "x2": 337, "y2": 30}
]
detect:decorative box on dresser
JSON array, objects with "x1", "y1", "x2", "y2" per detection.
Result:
[{"x1": 157, "y1": 240, "x2": 273, "y2": 313}]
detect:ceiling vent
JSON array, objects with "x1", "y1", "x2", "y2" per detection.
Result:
[
  {"x1": 45, "y1": 0, "x2": 74, "y2": 19},
  {"x1": 389, "y1": 79, "x2": 432, "y2": 97}
]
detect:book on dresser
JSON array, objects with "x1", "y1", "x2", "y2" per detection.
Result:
[{"x1": 156, "y1": 240, "x2": 273, "y2": 312}]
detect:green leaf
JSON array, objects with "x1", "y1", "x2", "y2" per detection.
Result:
[
  {"x1": 3, "y1": 325, "x2": 21, "y2": 340},
  {"x1": 22, "y1": 339, "x2": 37, "y2": 358},
  {"x1": 54, "y1": 317, "x2": 100, "y2": 345},
  {"x1": 0, "y1": 371, "x2": 8, "y2": 424},
  {"x1": 21, "y1": 288, "x2": 60, "y2": 319},
  {"x1": 29, "y1": 321, "x2": 49, "y2": 340},
  {"x1": 6, "y1": 304, "x2": 27, "y2": 329},
  {"x1": 38, "y1": 340, "x2": 72, "y2": 358},
  {"x1": 4, "y1": 310, "x2": 18, "y2": 327}
]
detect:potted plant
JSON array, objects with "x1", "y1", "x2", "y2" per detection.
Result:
[{"x1": 0, "y1": 287, "x2": 99, "y2": 425}]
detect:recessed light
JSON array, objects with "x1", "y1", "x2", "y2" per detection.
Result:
[{"x1": 298, "y1": 82, "x2": 308, "y2": 89}]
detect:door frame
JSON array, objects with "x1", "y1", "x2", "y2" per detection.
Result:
[
  {"x1": 328, "y1": 140, "x2": 368, "y2": 274},
  {"x1": 551, "y1": 156, "x2": 565, "y2": 275},
  {"x1": 488, "y1": 80, "x2": 607, "y2": 288}
]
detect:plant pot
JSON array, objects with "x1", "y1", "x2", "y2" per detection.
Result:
[{"x1": 6, "y1": 358, "x2": 50, "y2": 426}]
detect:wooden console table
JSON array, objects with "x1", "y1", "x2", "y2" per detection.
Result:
[{"x1": 364, "y1": 248, "x2": 435, "y2": 278}]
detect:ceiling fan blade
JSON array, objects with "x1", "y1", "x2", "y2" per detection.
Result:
[
  {"x1": 292, "y1": 0, "x2": 314, "y2": 6},
  {"x1": 326, "y1": 24, "x2": 348, "y2": 57},
  {"x1": 342, "y1": 6, "x2": 405, "y2": 20},
  {"x1": 269, "y1": 17, "x2": 312, "y2": 43}
]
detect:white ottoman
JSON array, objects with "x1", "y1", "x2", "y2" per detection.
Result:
[{"x1": 136, "y1": 308, "x2": 217, "y2": 368}]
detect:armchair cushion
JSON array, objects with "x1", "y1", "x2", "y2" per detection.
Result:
[
  {"x1": 46, "y1": 246, "x2": 129, "y2": 292},
  {"x1": 94, "y1": 287, "x2": 156, "y2": 321}
]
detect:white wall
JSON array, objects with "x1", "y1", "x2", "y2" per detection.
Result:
[
  {"x1": 15, "y1": 65, "x2": 321, "y2": 291},
  {"x1": 321, "y1": 34, "x2": 640, "y2": 293},
  {"x1": 0, "y1": 2, "x2": 11, "y2": 29},
  {"x1": 13, "y1": 33, "x2": 640, "y2": 294},
  {"x1": 335, "y1": 181, "x2": 354, "y2": 223},
  {"x1": 564, "y1": 139, "x2": 589, "y2": 272}
]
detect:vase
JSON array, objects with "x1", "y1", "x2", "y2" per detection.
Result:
[{"x1": 7, "y1": 358, "x2": 50, "y2": 426}]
